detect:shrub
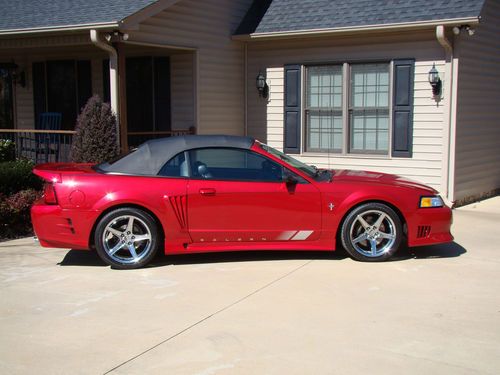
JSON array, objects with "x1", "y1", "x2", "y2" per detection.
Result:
[
  {"x1": 0, "y1": 189, "x2": 42, "y2": 239},
  {"x1": 0, "y1": 159, "x2": 42, "y2": 196},
  {"x1": 0, "y1": 139, "x2": 16, "y2": 162},
  {"x1": 71, "y1": 95, "x2": 120, "y2": 163}
]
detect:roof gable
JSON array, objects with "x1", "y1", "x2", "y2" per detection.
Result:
[
  {"x1": 0, "y1": 0, "x2": 159, "y2": 33},
  {"x1": 236, "y1": 0, "x2": 486, "y2": 35}
]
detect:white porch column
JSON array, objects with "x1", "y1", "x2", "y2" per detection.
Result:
[{"x1": 90, "y1": 29, "x2": 120, "y2": 140}]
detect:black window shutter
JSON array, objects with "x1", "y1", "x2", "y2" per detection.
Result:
[
  {"x1": 392, "y1": 59, "x2": 415, "y2": 157},
  {"x1": 76, "y1": 60, "x2": 92, "y2": 111},
  {"x1": 153, "y1": 57, "x2": 171, "y2": 131},
  {"x1": 32, "y1": 62, "x2": 47, "y2": 128},
  {"x1": 284, "y1": 64, "x2": 301, "y2": 154},
  {"x1": 102, "y1": 59, "x2": 110, "y2": 104}
]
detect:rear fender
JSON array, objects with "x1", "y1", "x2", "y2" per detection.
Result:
[{"x1": 91, "y1": 192, "x2": 191, "y2": 253}]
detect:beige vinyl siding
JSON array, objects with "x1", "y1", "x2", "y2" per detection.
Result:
[
  {"x1": 247, "y1": 33, "x2": 448, "y2": 192},
  {"x1": 454, "y1": 0, "x2": 500, "y2": 203},
  {"x1": 171, "y1": 52, "x2": 194, "y2": 130},
  {"x1": 128, "y1": 0, "x2": 253, "y2": 135}
]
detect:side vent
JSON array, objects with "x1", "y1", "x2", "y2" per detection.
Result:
[
  {"x1": 417, "y1": 225, "x2": 431, "y2": 238},
  {"x1": 168, "y1": 195, "x2": 188, "y2": 229}
]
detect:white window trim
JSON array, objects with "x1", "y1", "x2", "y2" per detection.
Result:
[{"x1": 301, "y1": 60, "x2": 394, "y2": 157}]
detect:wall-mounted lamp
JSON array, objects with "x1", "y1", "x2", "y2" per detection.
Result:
[
  {"x1": 256, "y1": 71, "x2": 268, "y2": 98},
  {"x1": 452, "y1": 25, "x2": 475, "y2": 36},
  {"x1": 12, "y1": 69, "x2": 26, "y2": 88},
  {"x1": 0, "y1": 62, "x2": 26, "y2": 88},
  {"x1": 428, "y1": 63, "x2": 442, "y2": 97}
]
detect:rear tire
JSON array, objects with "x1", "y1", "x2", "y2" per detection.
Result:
[
  {"x1": 94, "y1": 207, "x2": 159, "y2": 269},
  {"x1": 341, "y1": 203, "x2": 402, "y2": 262}
]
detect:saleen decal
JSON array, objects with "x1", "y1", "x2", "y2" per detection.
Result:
[
  {"x1": 290, "y1": 230, "x2": 314, "y2": 241},
  {"x1": 276, "y1": 230, "x2": 314, "y2": 241}
]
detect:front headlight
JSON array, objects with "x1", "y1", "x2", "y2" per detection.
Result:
[{"x1": 419, "y1": 195, "x2": 444, "y2": 208}]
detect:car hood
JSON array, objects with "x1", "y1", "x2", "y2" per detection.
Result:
[{"x1": 330, "y1": 169, "x2": 437, "y2": 193}]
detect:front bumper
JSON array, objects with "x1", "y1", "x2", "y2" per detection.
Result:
[{"x1": 407, "y1": 206, "x2": 453, "y2": 247}]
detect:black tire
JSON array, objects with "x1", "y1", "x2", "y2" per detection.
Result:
[
  {"x1": 94, "y1": 207, "x2": 159, "y2": 269},
  {"x1": 340, "y1": 202, "x2": 403, "y2": 262}
]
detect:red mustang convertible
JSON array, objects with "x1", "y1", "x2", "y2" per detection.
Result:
[{"x1": 31, "y1": 135, "x2": 453, "y2": 269}]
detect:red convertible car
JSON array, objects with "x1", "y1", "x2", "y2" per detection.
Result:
[{"x1": 31, "y1": 135, "x2": 453, "y2": 269}]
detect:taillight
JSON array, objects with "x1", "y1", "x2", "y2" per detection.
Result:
[{"x1": 44, "y1": 183, "x2": 58, "y2": 205}]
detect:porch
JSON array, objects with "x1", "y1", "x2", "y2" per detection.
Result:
[
  {"x1": 0, "y1": 32, "x2": 197, "y2": 162},
  {"x1": 0, "y1": 129, "x2": 192, "y2": 163}
]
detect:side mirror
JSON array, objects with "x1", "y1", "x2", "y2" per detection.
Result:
[{"x1": 285, "y1": 175, "x2": 298, "y2": 186}]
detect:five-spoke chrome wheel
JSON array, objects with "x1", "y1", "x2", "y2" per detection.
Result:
[
  {"x1": 341, "y1": 203, "x2": 403, "y2": 261},
  {"x1": 95, "y1": 208, "x2": 159, "y2": 269}
]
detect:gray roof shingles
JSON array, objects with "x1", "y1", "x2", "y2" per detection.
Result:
[
  {"x1": 0, "y1": 0, "x2": 158, "y2": 31},
  {"x1": 236, "y1": 0, "x2": 486, "y2": 35}
]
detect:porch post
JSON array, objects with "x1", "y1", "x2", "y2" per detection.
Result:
[
  {"x1": 90, "y1": 29, "x2": 121, "y2": 150},
  {"x1": 117, "y1": 44, "x2": 128, "y2": 151}
]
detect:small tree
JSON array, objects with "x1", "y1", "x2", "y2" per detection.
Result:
[{"x1": 71, "y1": 95, "x2": 120, "y2": 163}]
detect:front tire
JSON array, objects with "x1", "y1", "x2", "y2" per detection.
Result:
[
  {"x1": 95, "y1": 207, "x2": 159, "y2": 269},
  {"x1": 341, "y1": 203, "x2": 403, "y2": 262}
]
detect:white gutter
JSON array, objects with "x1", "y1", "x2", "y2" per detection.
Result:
[
  {"x1": 90, "y1": 29, "x2": 120, "y2": 137},
  {"x1": 435, "y1": 25, "x2": 456, "y2": 203},
  {"x1": 0, "y1": 22, "x2": 118, "y2": 36},
  {"x1": 233, "y1": 17, "x2": 480, "y2": 41}
]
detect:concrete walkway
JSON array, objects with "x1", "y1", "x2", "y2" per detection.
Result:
[{"x1": 1, "y1": 198, "x2": 499, "y2": 374}]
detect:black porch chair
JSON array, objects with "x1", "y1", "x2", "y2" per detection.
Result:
[{"x1": 35, "y1": 112, "x2": 62, "y2": 163}]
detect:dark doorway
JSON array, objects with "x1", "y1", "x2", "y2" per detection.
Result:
[
  {"x1": 32, "y1": 60, "x2": 92, "y2": 130},
  {"x1": 0, "y1": 66, "x2": 14, "y2": 129},
  {"x1": 125, "y1": 56, "x2": 171, "y2": 146}
]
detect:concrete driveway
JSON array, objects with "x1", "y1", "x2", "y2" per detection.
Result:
[{"x1": 1, "y1": 198, "x2": 499, "y2": 375}]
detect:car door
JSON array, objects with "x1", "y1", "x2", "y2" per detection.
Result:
[{"x1": 186, "y1": 147, "x2": 322, "y2": 244}]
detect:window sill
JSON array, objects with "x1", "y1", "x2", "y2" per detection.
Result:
[{"x1": 301, "y1": 152, "x2": 392, "y2": 160}]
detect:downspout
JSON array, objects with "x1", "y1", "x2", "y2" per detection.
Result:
[
  {"x1": 90, "y1": 29, "x2": 120, "y2": 137},
  {"x1": 436, "y1": 25, "x2": 456, "y2": 203}
]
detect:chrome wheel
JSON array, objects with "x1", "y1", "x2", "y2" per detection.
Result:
[
  {"x1": 102, "y1": 215, "x2": 153, "y2": 265},
  {"x1": 349, "y1": 210, "x2": 397, "y2": 257},
  {"x1": 95, "y1": 207, "x2": 159, "y2": 269},
  {"x1": 341, "y1": 203, "x2": 403, "y2": 262}
]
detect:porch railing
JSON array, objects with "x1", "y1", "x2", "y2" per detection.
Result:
[
  {"x1": 1, "y1": 128, "x2": 195, "y2": 163},
  {"x1": 0, "y1": 129, "x2": 76, "y2": 163}
]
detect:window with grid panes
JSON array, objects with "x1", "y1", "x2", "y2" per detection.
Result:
[
  {"x1": 305, "y1": 62, "x2": 390, "y2": 155},
  {"x1": 305, "y1": 65, "x2": 343, "y2": 152},
  {"x1": 349, "y1": 64, "x2": 390, "y2": 154}
]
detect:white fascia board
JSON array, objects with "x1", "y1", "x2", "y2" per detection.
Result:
[
  {"x1": 0, "y1": 22, "x2": 119, "y2": 36},
  {"x1": 233, "y1": 17, "x2": 480, "y2": 41}
]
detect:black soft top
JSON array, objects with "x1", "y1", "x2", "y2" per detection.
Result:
[{"x1": 97, "y1": 135, "x2": 255, "y2": 175}]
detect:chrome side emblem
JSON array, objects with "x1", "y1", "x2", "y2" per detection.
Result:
[{"x1": 328, "y1": 203, "x2": 335, "y2": 211}]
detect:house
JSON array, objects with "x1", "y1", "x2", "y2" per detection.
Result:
[
  {"x1": 0, "y1": 0, "x2": 253, "y2": 149},
  {"x1": 0, "y1": 0, "x2": 499, "y2": 205}
]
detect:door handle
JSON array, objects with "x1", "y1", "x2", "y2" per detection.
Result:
[{"x1": 199, "y1": 188, "x2": 216, "y2": 196}]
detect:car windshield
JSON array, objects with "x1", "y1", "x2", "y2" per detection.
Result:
[{"x1": 259, "y1": 143, "x2": 319, "y2": 178}]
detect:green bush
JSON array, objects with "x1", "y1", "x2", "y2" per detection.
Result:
[
  {"x1": 0, "y1": 159, "x2": 43, "y2": 196},
  {"x1": 0, "y1": 139, "x2": 16, "y2": 162},
  {"x1": 0, "y1": 189, "x2": 42, "y2": 239},
  {"x1": 71, "y1": 95, "x2": 120, "y2": 163}
]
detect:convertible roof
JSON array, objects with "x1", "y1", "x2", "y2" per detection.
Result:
[{"x1": 98, "y1": 135, "x2": 255, "y2": 175}]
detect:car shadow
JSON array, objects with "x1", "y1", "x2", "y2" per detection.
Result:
[
  {"x1": 391, "y1": 241, "x2": 467, "y2": 261},
  {"x1": 58, "y1": 250, "x2": 107, "y2": 267},
  {"x1": 57, "y1": 241, "x2": 466, "y2": 268}
]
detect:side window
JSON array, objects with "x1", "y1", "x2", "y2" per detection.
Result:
[
  {"x1": 188, "y1": 148, "x2": 284, "y2": 182},
  {"x1": 158, "y1": 152, "x2": 187, "y2": 177}
]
